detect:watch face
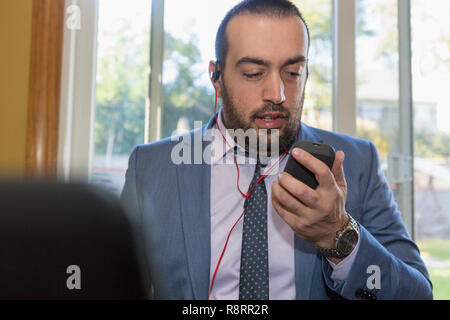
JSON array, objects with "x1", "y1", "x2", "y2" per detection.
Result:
[{"x1": 337, "y1": 230, "x2": 358, "y2": 255}]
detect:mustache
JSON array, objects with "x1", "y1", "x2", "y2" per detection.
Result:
[{"x1": 250, "y1": 103, "x2": 291, "y2": 120}]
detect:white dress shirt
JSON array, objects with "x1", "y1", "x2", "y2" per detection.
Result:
[{"x1": 209, "y1": 109, "x2": 360, "y2": 299}]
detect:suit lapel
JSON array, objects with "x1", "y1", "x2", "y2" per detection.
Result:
[
  {"x1": 177, "y1": 161, "x2": 210, "y2": 299},
  {"x1": 176, "y1": 117, "x2": 216, "y2": 300}
]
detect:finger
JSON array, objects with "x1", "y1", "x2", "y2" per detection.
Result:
[
  {"x1": 272, "y1": 181, "x2": 315, "y2": 223},
  {"x1": 278, "y1": 172, "x2": 319, "y2": 208},
  {"x1": 272, "y1": 194, "x2": 304, "y2": 232},
  {"x1": 291, "y1": 148, "x2": 334, "y2": 187},
  {"x1": 272, "y1": 180, "x2": 306, "y2": 214}
]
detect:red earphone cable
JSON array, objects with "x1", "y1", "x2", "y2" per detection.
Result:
[
  {"x1": 208, "y1": 207, "x2": 245, "y2": 300},
  {"x1": 214, "y1": 90, "x2": 247, "y2": 198},
  {"x1": 208, "y1": 85, "x2": 298, "y2": 299},
  {"x1": 207, "y1": 151, "x2": 288, "y2": 300}
]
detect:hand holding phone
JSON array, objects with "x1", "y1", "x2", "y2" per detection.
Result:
[
  {"x1": 275, "y1": 142, "x2": 351, "y2": 254},
  {"x1": 284, "y1": 141, "x2": 336, "y2": 189}
]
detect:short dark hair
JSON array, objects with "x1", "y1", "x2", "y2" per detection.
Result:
[{"x1": 215, "y1": 0, "x2": 310, "y2": 69}]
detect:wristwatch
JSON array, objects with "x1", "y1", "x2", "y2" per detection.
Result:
[{"x1": 318, "y1": 215, "x2": 359, "y2": 259}]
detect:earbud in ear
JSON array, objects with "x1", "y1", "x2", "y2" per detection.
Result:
[
  {"x1": 212, "y1": 62, "x2": 221, "y2": 82},
  {"x1": 212, "y1": 71, "x2": 221, "y2": 82}
]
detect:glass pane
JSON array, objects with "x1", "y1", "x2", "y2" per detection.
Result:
[
  {"x1": 161, "y1": 0, "x2": 332, "y2": 139},
  {"x1": 355, "y1": 0, "x2": 406, "y2": 221},
  {"x1": 356, "y1": 0, "x2": 419, "y2": 237},
  {"x1": 412, "y1": 0, "x2": 450, "y2": 300},
  {"x1": 356, "y1": 0, "x2": 399, "y2": 165},
  {"x1": 161, "y1": 0, "x2": 239, "y2": 139},
  {"x1": 294, "y1": 0, "x2": 332, "y2": 131},
  {"x1": 91, "y1": 0, "x2": 151, "y2": 195}
]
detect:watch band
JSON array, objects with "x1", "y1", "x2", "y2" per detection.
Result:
[{"x1": 319, "y1": 215, "x2": 359, "y2": 259}]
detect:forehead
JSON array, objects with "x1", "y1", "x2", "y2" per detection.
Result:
[{"x1": 225, "y1": 14, "x2": 308, "y2": 66}]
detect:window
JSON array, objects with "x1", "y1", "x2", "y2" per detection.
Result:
[
  {"x1": 356, "y1": 0, "x2": 398, "y2": 165},
  {"x1": 411, "y1": 0, "x2": 450, "y2": 300},
  {"x1": 91, "y1": 0, "x2": 151, "y2": 195},
  {"x1": 159, "y1": 0, "x2": 332, "y2": 139},
  {"x1": 356, "y1": 0, "x2": 415, "y2": 236},
  {"x1": 294, "y1": 0, "x2": 333, "y2": 131},
  {"x1": 160, "y1": 0, "x2": 239, "y2": 139},
  {"x1": 60, "y1": 0, "x2": 447, "y2": 298}
]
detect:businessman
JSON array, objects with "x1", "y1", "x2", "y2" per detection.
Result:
[{"x1": 121, "y1": 0, "x2": 432, "y2": 300}]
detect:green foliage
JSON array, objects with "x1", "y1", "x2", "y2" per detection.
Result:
[
  {"x1": 296, "y1": 0, "x2": 333, "y2": 114},
  {"x1": 415, "y1": 130, "x2": 450, "y2": 160},
  {"x1": 417, "y1": 238, "x2": 450, "y2": 300},
  {"x1": 418, "y1": 238, "x2": 450, "y2": 263},
  {"x1": 93, "y1": 2, "x2": 384, "y2": 158},
  {"x1": 428, "y1": 268, "x2": 450, "y2": 300},
  {"x1": 357, "y1": 125, "x2": 391, "y2": 161},
  {"x1": 162, "y1": 33, "x2": 212, "y2": 138},
  {"x1": 94, "y1": 21, "x2": 213, "y2": 156},
  {"x1": 294, "y1": 0, "x2": 373, "y2": 115},
  {"x1": 94, "y1": 20, "x2": 148, "y2": 156},
  {"x1": 363, "y1": 0, "x2": 398, "y2": 68}
]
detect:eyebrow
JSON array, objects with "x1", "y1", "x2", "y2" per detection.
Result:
[
  {"x1": 235, "y1": 55, "x2": 308, "y2": 68},
  {"x1": 281, "y1": 56, "x2": 308, "y2": 68}
]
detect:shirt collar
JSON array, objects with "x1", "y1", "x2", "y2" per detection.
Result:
[{"x1": 210, "y1": 108, "x2": 246, "y2": 165}]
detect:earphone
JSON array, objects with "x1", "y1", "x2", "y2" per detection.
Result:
[{"x1": 211, "y1": 61, "x2": 221, "y2": 83}]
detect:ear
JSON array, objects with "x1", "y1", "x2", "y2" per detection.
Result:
[{"x1": 209, "y1": 60, "x2": 222, "y2": 98}]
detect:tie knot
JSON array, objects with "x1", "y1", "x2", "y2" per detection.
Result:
[
  {"x1": 233, "y1": 147, "x2": 268, "y2": 167},
  {"x1": 256, "y1": 159, "x2": 267, "y2": 169},
  {"x1": 254, "y1": 159, "x2": 268, "y2": 179}
]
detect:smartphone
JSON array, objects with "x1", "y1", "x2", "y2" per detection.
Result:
[{"x1": 284, "y1": 141, "x2": 336, "y2": 189}]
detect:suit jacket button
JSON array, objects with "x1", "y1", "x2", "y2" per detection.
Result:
[
  {"x1": 367, "y1": 293, "x2": 377, "y2": 300},
  {"x1": 355, "y1": 289, "x2": 364, "y2": 298}
]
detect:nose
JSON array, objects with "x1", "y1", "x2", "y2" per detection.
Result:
[{"x1": 263, "y1": 73, "x2": 286, "y2": 105}]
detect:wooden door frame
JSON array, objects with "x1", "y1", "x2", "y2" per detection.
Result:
[{"x1": 25, "y1": 0, "x2": 65, "y2": 178}]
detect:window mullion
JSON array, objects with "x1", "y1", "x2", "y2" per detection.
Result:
[
  {"x1": 146, "y1": 0, "x2": 165, "y2": 143},
  {"x1": 397, "y1": 0, "x2": 415, "y2": 238},
  {"x1": 332, "y1": 0, "x2": 356, "y2": 136},
  {"x1": 58, "y1": 0, "x2": 99, "y2": 182}
]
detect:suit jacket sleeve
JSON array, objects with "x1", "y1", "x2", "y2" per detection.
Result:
[{"x1": 321, "y1": 141, "x2": 433, "y2": 300}]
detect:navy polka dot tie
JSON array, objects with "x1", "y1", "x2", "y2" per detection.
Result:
[{"x1": 239, "y1": 160, "x2": 269, "y2": 300}]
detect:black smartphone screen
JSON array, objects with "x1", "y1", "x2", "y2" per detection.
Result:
[{"x1": 284, "y1": 141, "x2": 336, "y2": 189}]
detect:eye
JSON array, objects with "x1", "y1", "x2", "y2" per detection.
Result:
[
  {"x1": 243, "y1": 72, "x2": 264, "y2": 80},
  {"x1": 283, "y1": 71, "x2": 301, "y2": 80}
]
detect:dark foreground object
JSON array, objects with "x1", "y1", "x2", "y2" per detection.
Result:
[{"x1": 0, "y1": 181, "x2": 148, "y2": 299}]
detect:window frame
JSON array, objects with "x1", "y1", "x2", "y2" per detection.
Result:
[
  {"x1": 146, "y1": 0, "x2": 164, "y2": 143},
  {"x1": 26, "y1": 0, "x2": 65, "y2": 178},
  {"x1": 58, "y1": 0, "x2": 99, "y2": 182},
  {"x1": 333, "y1": 0, "x2": 414, "y2": 236},
  {"x1": 397, "y1": 0, "x2": 414, "y2": 237},
  {"x1": 57, "y1": 0, "x2": 415, "y2": 236}
]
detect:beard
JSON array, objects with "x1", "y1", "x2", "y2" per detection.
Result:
[{"x1": 220, "y1": 80, "x2": 304, "y2": 157}]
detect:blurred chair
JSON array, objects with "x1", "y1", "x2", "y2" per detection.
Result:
[{"x1": 0, "y1": 181, "x2": 149, "y2": 299}]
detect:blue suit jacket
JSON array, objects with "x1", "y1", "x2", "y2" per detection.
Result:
[{"x1": 121, "y1": 117, "x2": 433, "y2": 300}]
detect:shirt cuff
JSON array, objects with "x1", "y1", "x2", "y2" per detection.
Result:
[{"x1": 326, "y1": 232, "x2": 361, "y2": 283}]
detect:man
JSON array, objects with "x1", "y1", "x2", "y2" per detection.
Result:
[{"x1": 121, "y1": 0, "x2": 432, "y2": 300}]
